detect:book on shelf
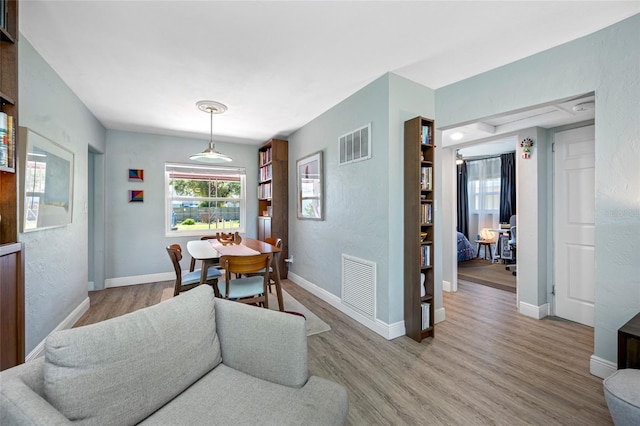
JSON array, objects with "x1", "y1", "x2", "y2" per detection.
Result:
[
  {"x1": 421, "y1": 302, "x2": 431, "y2": 330},
  {"x1": 420, "y1": 166, "x2": 432, "y2": 191},
  {"x1": 421, "y1": 124, "x2": 432, "y2": 145},
  {"x1": 421, "y1": 203, "x2": 432, "y2": 224},
  {"x1": 258, "y1": 182, "x2": 272, "y2": 199},
  {"x1": 259, "y1": 147, "x2": 272, "y2": 166},
  {"x1": 420, "y1": 244, "x2": 431, "y2": 267},
  {"x1": 259, "y1": 164, "x2": 272, "y2": 182}
]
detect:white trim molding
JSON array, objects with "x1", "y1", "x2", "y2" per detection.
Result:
[
  {"x1": 519, "y1": 301, "x2": 550, "y2": 319},
  {"x1": 289, "y1": 272, "x2": 446, "y2": 340},
  {"x1": 289, "y1": 271, "x2": 406, "y2": 340},
  {"x1": 105, "y1": 272, "x2": 174, "y2": 288},
  {"x1": 590, "y1": 355, "x2": 617, "y2": 379},
  {"x1": 26, "y1": 297, "x2": 90, "y2": 362}
]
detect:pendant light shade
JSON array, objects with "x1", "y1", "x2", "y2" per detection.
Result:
[{"x1": 190, "y1": 100, "x2": 232, "y2": 163}]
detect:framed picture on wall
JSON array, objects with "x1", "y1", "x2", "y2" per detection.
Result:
[
  {"x1": 297, "y1": 151, "x2": 323, "y2": 220},
  {"x1": 20, "y1": 127, "x2": 75, "y2": 232}
]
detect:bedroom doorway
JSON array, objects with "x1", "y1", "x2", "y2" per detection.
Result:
[{"x1": 454, "y1": 137, "x2": 517, "y2": 294}]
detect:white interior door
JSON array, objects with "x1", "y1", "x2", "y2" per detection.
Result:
[{"x1": 554, "y1": 125, "x2": 595, "y2": 326}]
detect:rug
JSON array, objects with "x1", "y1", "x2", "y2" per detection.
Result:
[{"x1": 160, "y1": 286, "x2": 330, "y2": 337}]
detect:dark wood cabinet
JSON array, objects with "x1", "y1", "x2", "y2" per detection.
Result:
[
  {"x1": 0, "y1": 0, "x2": 24, "y2": 371},
  {"x1": 0, "y1": 242, "x2": 24, "y2": 371},
  {"x1": 404, "y1": 116, "x2": 435, "y2": 342},
  {"x1": 258, "y1": 139, "x2": 288, "y2": 278},
  {"x1": 0, "y1": 0, "x2": 19, "y2": 244},
  {"x1": 618, "y1": 312, "x2": 640, "y2": 369}
]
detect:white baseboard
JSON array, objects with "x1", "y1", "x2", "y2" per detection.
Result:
[
  {"x1": 435, "y1": 307, "x2": 446, "y2": 324},
  {"x1": 519, "y1": 301, "x2": 550, "y2": 319},
  {"x1": 105, "y1": 272, "x2": 174, "y2": 288},
  {"x1": 26, "y1": 296, "x2": 90, "y2": 362},
  {"x1": 443, "y1": 280, "x2": 452, "y2": 292},
  {"x1": 288, "y1": 272, "x2": 406, "y2": 340},
  {"x1": 590, "y1": 355, "x2": 617, "y2": 379}
]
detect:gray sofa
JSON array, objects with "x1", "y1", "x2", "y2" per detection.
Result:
[{"x1": 0, "y1": 285, "x2": 348, "y2": 425}]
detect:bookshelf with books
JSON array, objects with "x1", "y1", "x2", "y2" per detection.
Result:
[
  {"x1": 0, "y1": 0, "x2": 19, "y2": 244},
  {"x1": 0, "y1": 0, "x2": 23, "y2": 372},
  {"x1": 404, "y1": 116, "x2": 435, "y2": 342},
  {"x1": 257, "y1": 139, "x2": 288, "y2": 278}
]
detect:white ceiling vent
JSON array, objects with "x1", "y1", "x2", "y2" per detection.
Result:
[{"x1": 339, "y1": 123, "x2": 371, "y2": 165}]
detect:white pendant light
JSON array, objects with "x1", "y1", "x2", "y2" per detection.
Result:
[{"x1": 189, "y1": 100, "x2": 232, "y2": 163}]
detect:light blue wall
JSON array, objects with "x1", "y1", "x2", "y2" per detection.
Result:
[
  {"x1": 435, "y1": 14, "x2": 640, "y2": 363},
  {"x1": 104, "y1": 130, "x2": 259, "y2": 279},
  {"x1": 19, "y1": 36, "x2": 106, "y2": 354},
  {"x1": 288, "y1": 73, "x2": 434, "y2": 325}
]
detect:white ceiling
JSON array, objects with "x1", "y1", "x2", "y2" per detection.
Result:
[{"x1": 19, "y1": 1, "x2": 640, "y2": 146}]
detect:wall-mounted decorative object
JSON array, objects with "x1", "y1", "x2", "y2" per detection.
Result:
[
  {"x1": 129, "y1": 190, "x2": 144, "y2": 202},
  {"x1": 19, "y1": 127, "x2": 75, "y2": 232},
  {"x1": 128, "y1": 168, "x2": 144, "y2": 181},
  {"x1": 521, "y1": 137, "x2": 534, "y2": 159},
  {"x1": 297, "y1": 151, "x2": 323, "y2": 220}
]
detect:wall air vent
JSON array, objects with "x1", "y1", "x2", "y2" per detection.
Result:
[
  {"x1": 341, "y1": 254, "x2": 376, "y2": 320},
  {"x1": 339, "y1": 123, "x2": 371, "y2": 165}
]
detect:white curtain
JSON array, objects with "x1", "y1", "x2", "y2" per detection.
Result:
[{"x1": 467, "y1": 157, "x2": 501, "y2": 242}]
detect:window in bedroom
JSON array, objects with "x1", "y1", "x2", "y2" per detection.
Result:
[
  {"x1": 467, "y1": 157, "x2": 501, "y2": 233},
  {"x1": 165, "y1": 163, "x2": 246, "y2": 237}
]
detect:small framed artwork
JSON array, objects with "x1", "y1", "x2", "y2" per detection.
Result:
[
  {"x1": 297, "y1": 151, "x2": 323, "y2": 220},
  {"x1": 129, "y1": 168, "x2": 144, "y2": 181},
  {"x1": 129, "y1": 190, "x2": 144, "y2": 202}
]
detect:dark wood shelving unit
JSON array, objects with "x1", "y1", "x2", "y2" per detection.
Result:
[
  {"x1": 0, "y1": 0, "x2": 24, "y2": 371},
  {"x1": 404, "y1": 116, "x2": 435, "y2": 342},
  {"x1": 257, "y1": 139, "x2": 288, "y2": 279}
]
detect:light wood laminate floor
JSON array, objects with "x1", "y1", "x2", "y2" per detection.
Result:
[{"x1": 75, "y1": 279, "x2": 612, "y2": 425}]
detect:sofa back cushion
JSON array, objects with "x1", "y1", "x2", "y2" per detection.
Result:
[{"x1": 43, "y1": 285, "x2": 221, "y2": 425}]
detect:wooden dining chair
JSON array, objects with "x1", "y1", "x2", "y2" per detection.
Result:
[
  {"x1": 166, "y1": 244, "x2": 221, "y2": 297},
  {"x1": 245, "y1": 237, "x2": 282, "y2": 293},
  {"x1": 216, "y1": 253, "x2": 272, "y2": 308}
]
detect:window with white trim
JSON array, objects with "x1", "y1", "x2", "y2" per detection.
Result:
[{"x1": 165, "y1": 163, "x2": 246, "y2": 237}]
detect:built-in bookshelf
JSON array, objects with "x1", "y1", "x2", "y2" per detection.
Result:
[
  {"x1": 0, "y1": 0, "x2": 19, "y2": 245},
  {"x1": 0, "y1": 0, "x2": 23, "y2": 372},
  {"x1": 257, "y1": 139, "x2": 288, "y2": 278},
  {"x1": 404, "y1": 116, "x2": 435, "y2": 342}
]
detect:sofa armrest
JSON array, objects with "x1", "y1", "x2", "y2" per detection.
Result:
[
  {"x1": 214, "y1": 297, "x2": 309, "y2": 388},
  {"x1": 0, "y1": 359, "x2": 72, "y2": 425}
]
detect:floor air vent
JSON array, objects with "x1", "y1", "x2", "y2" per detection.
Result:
[{"x1": 341, "y1": 254, "x2": 376, "y2": 319}]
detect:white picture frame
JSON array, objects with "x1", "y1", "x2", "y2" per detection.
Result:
[
  {"x1": 20, "y1": 127, "x2": 74, "y2": 232},
  {"x1": 297, "y1": 151, "x2": 323, "y2": 220}
]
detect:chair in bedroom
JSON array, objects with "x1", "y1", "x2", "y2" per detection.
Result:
[{"x1": 505, "y1": 215, "x2": 517, "y2": 276}]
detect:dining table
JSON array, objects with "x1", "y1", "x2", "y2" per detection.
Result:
[{"x1": 186, "y1": 237, "x2": 284, "y2": 311}]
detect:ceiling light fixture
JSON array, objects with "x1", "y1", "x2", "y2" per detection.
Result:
[
  {"x1": 455, "y1": 149, "x2": 464, "y2": 165},
  {"x1": 450, "y1": 131, "x2": 464, "y2": 141},
  {"x1": 189, "y1": 100, "x2": 232, "y2": 163}
]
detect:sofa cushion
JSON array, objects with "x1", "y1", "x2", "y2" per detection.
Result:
[
  {"x1": 139, "y1": 364, "x2": 349, "y2": 426},
  {"x1": 43, "y1": 285, "x2": 221, "y2": 426}
]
